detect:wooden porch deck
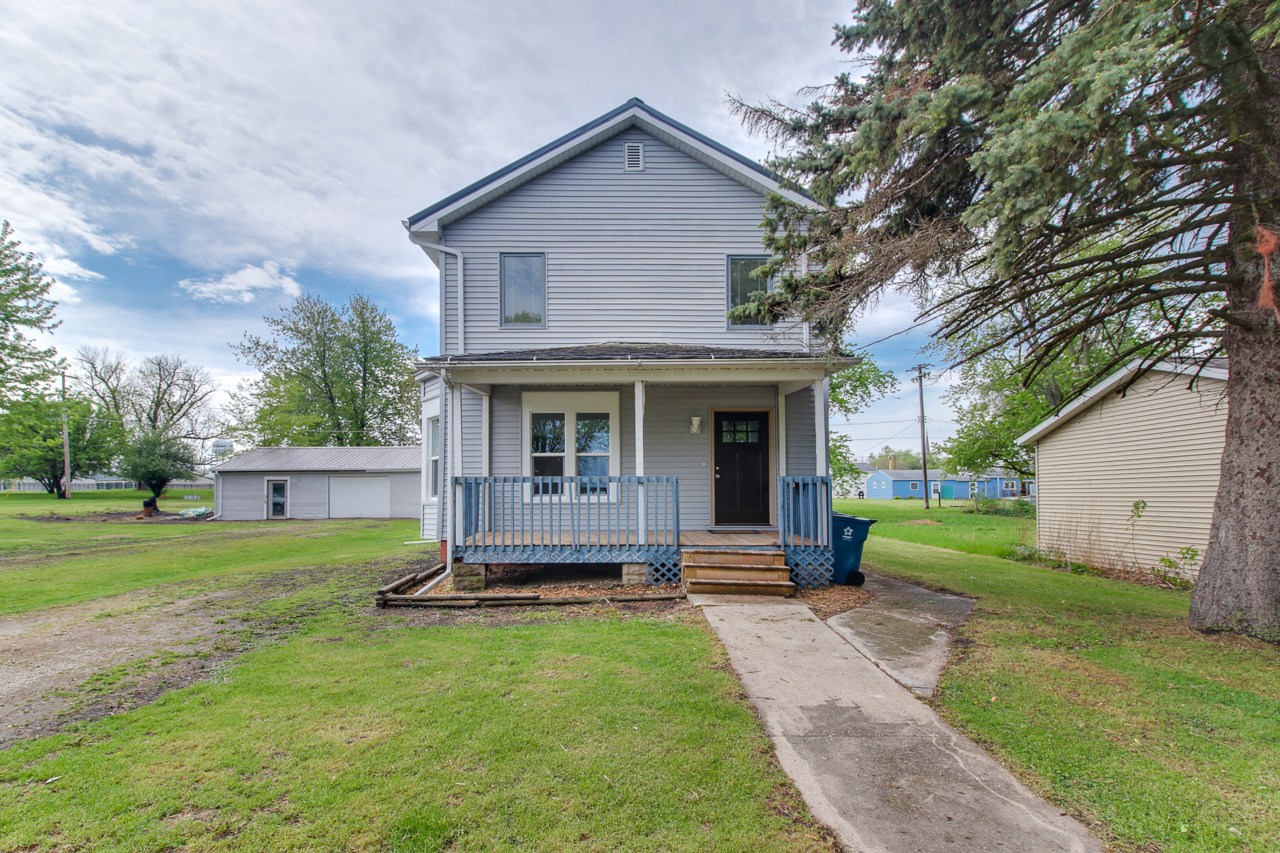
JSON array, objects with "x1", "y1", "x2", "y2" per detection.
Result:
[{"x1": 462, "y1": 530, "x2": 817, "y2": 548}]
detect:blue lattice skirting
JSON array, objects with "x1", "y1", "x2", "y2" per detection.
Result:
[
  {"x1": 785, "y1": 547, "x2": 834, "y2": 589},
  {"x1": 456, "y1": 546, "x2": 682, "y2": 587}
]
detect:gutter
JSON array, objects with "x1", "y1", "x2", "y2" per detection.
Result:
[
  {"x1": 411, "y1": 355, "x2": 856, "y2": 376},
  {"x1": 405, "y1": 228, "x2": 466, "y2": 354}
]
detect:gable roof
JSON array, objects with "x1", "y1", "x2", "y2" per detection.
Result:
[
  {"x1": 404, "y1": 98, "x2": 816, "y2": 238},
  {"x1": 868, "y1": 470, "x2": 972, "y2": 481},
  {"x1": 1016, "y1": 358, "x2": 1229, "y2": 447},
  {"x1": 213, "y1": 446, "x2": 421, "y2": 473}
]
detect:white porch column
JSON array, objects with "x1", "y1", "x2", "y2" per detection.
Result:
[
  {"x1": 450, "y1": 378, "x2": 461, "y2": 548},
  {"x1": 777, "y1": 387, "x2": 788, "y2": 476},
  {"x1": 482, "y1": 392, "x2": 491, "y2": 476},
  {"x1": 634, "y1": 380, "x2": 646, "y2": 476},
  {"x1": 813, "y1": 380, "x2": 829, "y2": 476}
]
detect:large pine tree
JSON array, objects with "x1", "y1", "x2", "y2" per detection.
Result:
[{"x1": 736, "y1": 0, "x2": 1280, "y2": 640}]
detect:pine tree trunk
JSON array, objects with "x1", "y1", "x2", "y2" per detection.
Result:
[{"x1": 1188, "y1": 22, "x2": 1280, "y2": 641}]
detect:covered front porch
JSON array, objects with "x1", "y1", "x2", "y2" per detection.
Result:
[{"x1": 418, "y1": 344, "x2": 851, "y2": 591}]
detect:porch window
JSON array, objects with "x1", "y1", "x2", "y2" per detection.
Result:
[
  {"x1": 530, "y1": 413, "x2": 566, "y2": 494},
  {"x1": 727, "y1": 256, "x2": 772, "y2": 327},
  {"x1": 522, "y1": 391, "x2": 621, "y2": 495},
  {"x1": 428, "y1": 417, "x2": 440, "y2": 498},
  {"x1": 575, "y1": 413, "x2": 610, "y2": 492},
  {"x1": 501, "y1": 253, "x2": 546, "y2": 326}
]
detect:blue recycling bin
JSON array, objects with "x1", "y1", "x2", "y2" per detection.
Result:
[{"x1": 831, "y1": 513, "x2": 876, "y2": 585}]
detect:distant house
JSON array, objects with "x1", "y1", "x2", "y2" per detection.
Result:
[
  {"x1": 971, "y1": 472, "x2": 1035, "y2": 499},
  {"x1": 212, "y1": 447, "x2": 421, "y2": 520},
  {"x1": 864, "y1": 470, "x2": 974, "y2": 500},
  {"x1": 1017, "y1": 359, "x2": 1228, "y2": 577}
]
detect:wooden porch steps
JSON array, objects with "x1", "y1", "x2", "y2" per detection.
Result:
[{"x1": 681, "y1": 548, "x2": 795, "y2": 596}]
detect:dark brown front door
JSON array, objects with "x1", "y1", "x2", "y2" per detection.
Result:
[{"x1": 714, "y1": 411, "x2": 770, "y2": 525}]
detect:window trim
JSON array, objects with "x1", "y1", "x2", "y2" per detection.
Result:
[
  {"x1": 909, "y1": 481, "x2": 920, "y2": 490},
  {"x1": 499, "y1": 252, "x2": 548, "y2": 329},
  {"x1": 725, "y1": 255, "x2": 774, "y2": 329},
  {"x1": 427, "y1": 416, "x2": 441, "y2": 499},
  {"x1": 521, "y1": 391, "x2": 621, "y2": 499}
]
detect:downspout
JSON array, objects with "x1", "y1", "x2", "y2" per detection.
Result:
[{"x1": 406, "y1": 230, "x2": 466, "y2": 355}]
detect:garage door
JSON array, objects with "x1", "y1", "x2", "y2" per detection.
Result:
[{"x1": 328, "y1": 475, "x2": 391, "y2": 518}]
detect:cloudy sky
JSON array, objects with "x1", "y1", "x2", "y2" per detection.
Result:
[{"x1": 3, "y1": 0, "x2": 956, "y2": 458}]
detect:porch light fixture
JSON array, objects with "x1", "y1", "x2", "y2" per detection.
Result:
[{"x1": 690, "y1": 417, "x2": 702, "y2": 434}]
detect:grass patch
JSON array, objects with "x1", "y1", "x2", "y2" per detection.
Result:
[
  {"x1": 0, "y1": 490, "x2": 422, "y2": 615},
  {"x1": 834, "y1": 498, "x2": 1034, "y2": 558},
  {"x1": 0, "y1": 610, "x2": 835, "y2": 852},
  {"x1": 862, "y1": 537, "x2": 1280, "y2": 852}
]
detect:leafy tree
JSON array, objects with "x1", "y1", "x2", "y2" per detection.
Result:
[
  {"x1": 0, "y1": 222, "x2": 62, "y2": 402},
  {"x1": 935, "y1": 321, "x2": 1151, "y2": 478},
  {"x1": 0, "y1": 396, "x2": 124, "y2": 496},
  {"x1": 118, "y1": 431, "x2": 199, "y2": 497},
  {"x1": 827, "y1": 361, "x2": 897, "y2": 493},
  {"x1": 230, "y1": 293, "x2": 419, "y2": 446},
  {"x1": 867, "y1": 446, "x2": 921, "y2": 471},
  {"x1": 222, "y1": 374, "x2": 328, "y2": 447},
  {"x1": 735, "y1": 0, "x2": 1280, "y2": 640},
  {"x1": 73, "y1": 348, "x2": 221, "y2": 441}
]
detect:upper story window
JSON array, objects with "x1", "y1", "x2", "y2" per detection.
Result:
[
  {"x1": 727, "y1": 256, "x2": 772, "y2": 327},
  {"x1": 501, "y1": 253, "x2": 546, "y2": 327}
]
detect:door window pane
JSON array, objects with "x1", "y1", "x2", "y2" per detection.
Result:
[
  {"x1": 728, "y1": 257, "x2": 770, "y2": 326},
  {"x1": 270, "y1": 481, "x2": 287, "y2": 517},
  {"x1": 722, "y1": 419, "x2": 760, "y2": 443},
  {"x1": 501, "y1": 254, "x2": 545, "y2": 325}
]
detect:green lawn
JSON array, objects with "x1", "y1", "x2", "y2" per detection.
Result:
[
  {"x1": 861, "y1": 536, "x2": 1280, "y2": 852},
  {"x1": 0, "y1": 502, "x2": 836, "y2": 852},
  {"x1": 834, "y1": 497, "x2": 1034, "y2": 558},
  {"x1": 0, "y1": 490, "x2": 424, "y2": 616}
]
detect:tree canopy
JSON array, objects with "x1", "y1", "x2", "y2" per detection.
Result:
[
  {"x1": 119, "y1": 431, "x2": 199, "y2": 497},
  {"x1": 229, "y1": 293, "x2": 419, "y2": 446},
  {"x1": 0, "y1": 396, "x2": 124, "y2": 496},
  {"x1": 737, "y1": 0, "x2": 1280, "y2": 639},
  {"x1": 73, "y1": 348, "x2": 221, "y2": 441},
  {"x1": 0, "y1": 222, "x2": 61, "y2": 403}
]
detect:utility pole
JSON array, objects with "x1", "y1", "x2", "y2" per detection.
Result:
[
  {"x1": 60, "y1": 372, "x2": 72, "y2": 500},
  {"x1": 914, "y1": 364, "x2": 931, "y2": 510}
]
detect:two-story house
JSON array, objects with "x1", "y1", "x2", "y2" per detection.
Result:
[{"x1": 405, "y1": 99, "x2": 850, "y2": 593}]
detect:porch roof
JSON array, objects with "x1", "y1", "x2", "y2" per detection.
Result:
[
  {"x1": 418, "y1": 342, "x2": 834, "y2": 364},
  {"x1": 415, "y1": 343, "x2": 854, "y2": 383}
]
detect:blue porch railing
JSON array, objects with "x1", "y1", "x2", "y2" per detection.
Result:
[
  {"x1": 779, "y1": 476, "x2": 834, "y2": 588},
  {"x1": 451, "y1": 476, "x2": 682, "y2": 584}
]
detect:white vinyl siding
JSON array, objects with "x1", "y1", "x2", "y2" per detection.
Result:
[
  {"x1": 440, "y1": 127, "x2": 808, "y2": 354},
  {"x1": 329, "y1": 476, "x2": 392, "y2": 518},
  {"x1": 1035, "y1": 371, "x2": 1228, "y2": 578}
]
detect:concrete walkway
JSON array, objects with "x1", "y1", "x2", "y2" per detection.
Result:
[
  {"x1": 694, "y1": 591, "x2": 1101, "y2": 853},
  {"x1": 827, "y1": 574, "x2": 975, "y2": 698}
]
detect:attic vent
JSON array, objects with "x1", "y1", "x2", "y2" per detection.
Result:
[{"x1": 624, "y1": 142, "x2": 645, "y2": 172}]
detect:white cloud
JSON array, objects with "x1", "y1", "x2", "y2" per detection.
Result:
[{"x1": 179, "y1": 261, "x2": 300, "y2": 303}]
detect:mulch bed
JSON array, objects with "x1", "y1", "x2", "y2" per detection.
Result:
[
  {"x1": 795, "y1": 583, "x2": 875, "y2": 620},
  {"x1": 412, "y1": 566, "x2": 873, "y2": 620},
  {"x1": 23, "y1": 510, "x2": 213, "y2": 524}
]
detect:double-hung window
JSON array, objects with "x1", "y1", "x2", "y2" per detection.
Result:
[
  {"x1": 522, "y1": 392, "x2": 620, "y2": 498},
  {"x1": 427, "y1": 417, "x2": 441, "y2": 498},
  {"x1": 501, "y1": 253, "x2": 546, "y2": 327},
  {"x1": 727, "y1": 256, "x2": 772, "y2": 327}
]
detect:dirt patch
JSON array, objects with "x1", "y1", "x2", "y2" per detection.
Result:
[
  {"x1": 900, "y1": 519, "x2": 942, "y2": 526},
  {"x1": 0, "y1": 588, "x2": 254, "y2": 747},
  {"x1": 22, "y1": 510, "x2": 211, "y2": 524}
]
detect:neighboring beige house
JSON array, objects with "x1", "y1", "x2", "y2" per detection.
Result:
[{"x1": 1017, "y1": 360, "x2": 1228, "y2": 579}]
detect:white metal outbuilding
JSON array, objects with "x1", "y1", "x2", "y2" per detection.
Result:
[{"x1": 212, "y1": 446, "x2": 420, "y2": 521}]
